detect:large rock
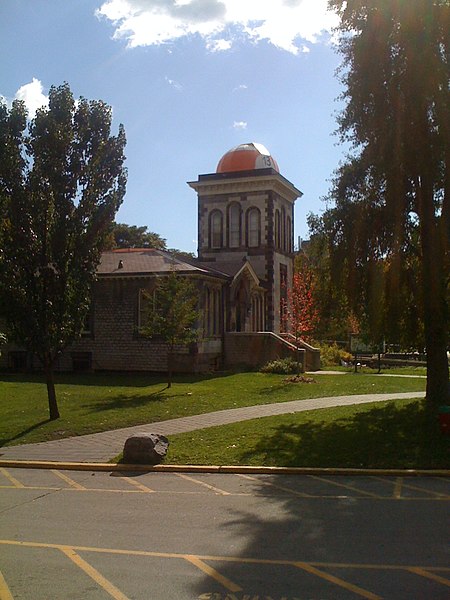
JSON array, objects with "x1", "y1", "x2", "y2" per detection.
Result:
[{"x1": 123, "y1": 433, "x2": 169, "y2": 465}]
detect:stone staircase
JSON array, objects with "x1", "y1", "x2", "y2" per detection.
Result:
[{"x1": 224, "y1": 332, "x2": 321, "y2": 371}]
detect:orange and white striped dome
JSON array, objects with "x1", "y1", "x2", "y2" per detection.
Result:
[{"x1": 216, "y1": 143, "x2": 279, "y2": 174}]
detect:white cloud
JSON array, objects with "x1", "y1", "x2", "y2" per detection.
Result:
[
  {"x1": 97, "y1": 0, "x2": 338, "y2": 54},
  {"x1": 15, "y1": 78, "x2": 48, "y2": 118},
  {"x1": 165, "y1": 75, "x2": 183, "y2": 90},
  {"x1": 233, "y1": 120, "x2": 247, "y2": 130},
  {"x1": 207, "y1": 38, "x2": 232, "y2": 52}
]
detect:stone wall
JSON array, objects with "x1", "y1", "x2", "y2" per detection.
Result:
[
  {"x1": 224, "y1": 332, "x2": 305, "y2": 371},
  {"x1": 0, "y1": 277, "x2": 223, "y2": 373}
]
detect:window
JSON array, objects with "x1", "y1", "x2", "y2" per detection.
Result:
[
  {"x1": 275, "y1": 209, "x2": 280, "y2": 249},
  {"x1": 71, "y1": 352, "x2": 92, "y2": 372},
  {"x1": 204, "y1": 286, "x2": 222, "y2": 336},
  {"x1": 81, "y1": 306, "x2": 93, "y2": 336},
  {"x1": 286, "y1": 216, "x2": 292, "y2": 253},
  {"x1": 247, "y1": 207, "x2": 260, "y2": 248},
  {"x1": 228, "y1": 203, "x2": 241, "y2": 248},
  {"x1": 8, "y1": 351, "x2": 28, "y2": 371},
  {"x1": 138, "y1": 287, "x2": 155, "y2": 331},
  {"x1": 281, "y1": 206, "x2": 286, "y2": 251},
  {"x1": 251, "y1": 294, "x2": 264, "y2": 331},
  {"x1": 210, "y1": 210, "x2": 223, "y2": 248}
]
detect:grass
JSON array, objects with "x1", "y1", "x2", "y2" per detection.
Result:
[
  {"x1": 1, "y1": 369, "x2": 427, "y2": 448},
  {"x1": 327, "y1": 365, "x2": 428, "y2": 376},
  {"x1": 166, "y1": 398, "x2": 449, "y2": 469}
]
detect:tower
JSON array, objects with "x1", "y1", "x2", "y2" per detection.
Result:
[{"x1": 188, "y1": 143, "x2": 302, "y2": 333}]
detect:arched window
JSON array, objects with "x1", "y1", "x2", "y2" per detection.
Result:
[
  {"x1": 247, "y1": 207, "x2": 260, "y2": 248},
  {"x1": 228, "y1": 203, "x2": 241, "y2": 248},
  {"x1": 251, "y1": 294, "x2": 264, "y2": 331},
  {"x1": 213, "y1": 288, "x2": 221, "y2": 335},
  {"x1": 281, "y1": 206, "x2": 286, "y2": 251},
  {"x1": 138, "y1": 287, "x2": 155, "y2": 331},
  {"x1": 209, "y1": 210, "x2": 223, "y2": 248},
  {"x1": 286, "y1": 215, "x2": 292, "y2": 253},
  {"x1": 275, "y1": 209, "x2": 280, "y2": 249},
  {"x1": 204, "y1": 286, "x2": 222, "y2": 336}
]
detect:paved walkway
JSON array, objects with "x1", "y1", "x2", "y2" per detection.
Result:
[{"x1": 0, "y1": 392, "x2": 425, "y2": 463}]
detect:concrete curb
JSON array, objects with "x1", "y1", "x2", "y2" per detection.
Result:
[{"x1": 1, "y1": 459, "x2": 448, "y2": 478}]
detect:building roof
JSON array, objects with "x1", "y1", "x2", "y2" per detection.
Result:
[
  {"x1": 97, "y1": 248, "x2": 227, "y2": 279},
  {"x1": 216, "y1": 142, "x2": 279, "y2": 174},
  {"x1": 197, "y1": 260, "x2": 249, "y2": 278}
]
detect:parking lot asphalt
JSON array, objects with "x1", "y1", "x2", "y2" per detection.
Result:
[{"x1": 1, "y1": 467, "x2": 449, "y2": 599}]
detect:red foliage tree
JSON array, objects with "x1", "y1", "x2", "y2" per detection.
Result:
[
  {"x1": 286, "y1": 268, "x2": 319, "y2": 345},
  {"x1": 283, "y1": 263, "x2": 319, "y2": 373}
]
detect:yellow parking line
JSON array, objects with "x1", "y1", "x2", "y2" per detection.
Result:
[
  {"x1": 51, "y1": 470, "x2": 86, "y2": 490},
  {"x1": 397, "y1": 481, "x2": 449, "y2": 498},
  {"x1": 121, "y1": 476, "x2": 155, "y2": 493},
  {"x1": 0, "y1": 484, "x2": 218, "y2": 496},
  {"x1": 309, "y1": 475, "x2": 380, "y2": 497},
  {"x1": 394, "y1": 477, "x2": 403, "y2": 499},
  {"x1": 238, "y1": 473, "x2": 312, "y2": 497},
  {"x1": 0, "y1": 570, "x2": 14, "y2": 600},
  {"x1": 184, "y1": 555, "x2": 242, "y2": 593},
  {"x1": 2, "y1": 472, "x2": 448, "y2": 500},
  {"x1": 60, "y1": 547, "x2": 130, "y2": 600},
  {"x1": 0, "y1": 485, "x2": 58, "y2": 491},
  {"x1": 0, "y1": 467, "x2": 25, "y2": 488},
  {"x1": 294, "y1": 562, "x2": 382, "y2": 599},
  {"x1": 372, "y1": 476, "x2": 450, "y2": 498},
  {"x1": 2, "y1": 539, "x2": 449, "y2": 582},
  {"x1": 408, "y1": 567, "x2": 450, "y2": 587},
  {"x1": 176, "y1": 473, "x2": 231, "y2": 495}
]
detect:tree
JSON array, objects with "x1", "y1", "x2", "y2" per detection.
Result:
[
  {"x1": 0, "y1": 83, "x2": 127, "y2": 419},
  {"x1": 326, "y1": 0, "x2": 449, "y2": 406},
  {"x1": 141, "y1": 270, "x2": 199, "y2": 388},
  {"x1": 104, "y1": 223, "x2": 196, "y2": 260},
  {"x1": 167, "y1": 248, "x2": 196, "y2": 261},
  {"x1": 303, "y1": 214, "x2": 355, "y2": 341},
  {"x1": 285, "y1": 257, "x2": 319, "y2": 372},
  {"x1": 105, "y1": 222, "x2": 166, "y2": 250}
]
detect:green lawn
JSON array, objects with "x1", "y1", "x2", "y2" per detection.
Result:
[
  {"x1": 1, "y1": 370, "x2": 426, "y2": 447},
  {"x1": 167, "y1": 398, "x2": 449, "y2": 469},
  {"x1": 328, "y1": 365, "x2": 428, "y2": 376}
]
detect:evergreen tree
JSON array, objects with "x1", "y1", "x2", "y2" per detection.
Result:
[{"x1": 0, "y1": 83, "x2": 127, "y2": 419}]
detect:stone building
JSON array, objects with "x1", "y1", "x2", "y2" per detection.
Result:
[
  {"x1": 1, "y1": 143, "x2": 320, "y2": 373},
  {"x1": 189, "y1": 142, "x2": 302, "y2": 334}
]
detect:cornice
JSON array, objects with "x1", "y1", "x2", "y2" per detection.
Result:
[{"x1": 188, "y1": 174, "x2": 302, "y2": 203}]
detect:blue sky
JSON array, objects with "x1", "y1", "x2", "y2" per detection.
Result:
[{"x1": 1, "y1": 0, "x2": 348, "y2": 254}]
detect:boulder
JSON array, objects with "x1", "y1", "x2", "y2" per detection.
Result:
[{"x1": 123, "y1": 433, "x2": 169, "y2": 465}]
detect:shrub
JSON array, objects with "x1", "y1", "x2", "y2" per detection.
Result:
[
  {"x1": 319, "y1": 343, "x2": 352, "y2": 367},
  {"x1": 284, "y1": 375, "x2": 316, "y2": 384},
  {"x1": 260, "y1": 357, "x2": 298, "y2": 374}
]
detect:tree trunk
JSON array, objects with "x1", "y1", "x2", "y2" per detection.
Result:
[
  {"x1": 44, "y1": 354, "x2": 60, "y2": 420},
  {"x1": 167, "y1": 348, "x2": 173, "y2": 389},
  {"x1": 419, "y1": 180, "x2": 450, "y2": 408}
]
